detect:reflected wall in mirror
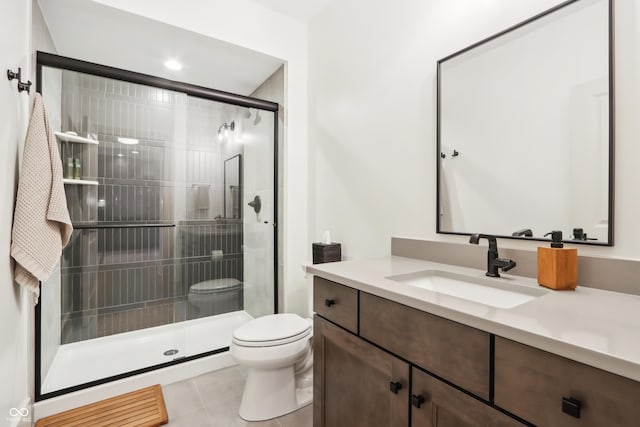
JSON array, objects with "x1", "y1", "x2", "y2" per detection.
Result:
[
  {"x1": 225, "y1": 155, "x2": 242, "y2": 219},
  {"x1": 437, "y1": 0, "x2": 613, "y2": 245}
]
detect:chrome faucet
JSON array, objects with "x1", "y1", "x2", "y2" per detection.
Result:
[{"x1": 469, "y1": 234, "x2": 516, "y2": 278}]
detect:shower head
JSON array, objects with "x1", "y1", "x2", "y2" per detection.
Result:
[{"x1": 217, "y1": 121, "x2": 235, "y2": 141}]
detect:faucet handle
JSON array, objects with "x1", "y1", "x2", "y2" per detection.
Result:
[
  {"x1": 494, "y1": 257, "x2": 517, "y2": 272},
  {"x1": 469, "y1": 233, "x2": 498, "y2": 250}
]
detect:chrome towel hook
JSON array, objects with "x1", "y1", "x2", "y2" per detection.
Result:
[{"x1": 7, "y1": 68, "x2": 32, "y2": 94}]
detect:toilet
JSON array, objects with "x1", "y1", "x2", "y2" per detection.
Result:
[
  {"x1": 230, "y1": 313, "x2": 313, "y2": 421},
  {"x1": 187, "y1": 278, "x2": 243, "y2": 319}
]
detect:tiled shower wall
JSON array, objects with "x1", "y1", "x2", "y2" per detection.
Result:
[{"x1": 59, "y1": 71, "x2": 244, "y2": 344}]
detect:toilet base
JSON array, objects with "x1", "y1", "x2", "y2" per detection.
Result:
[{"x1": 239, "y1": 365, "x2": 313, "y2": 421}]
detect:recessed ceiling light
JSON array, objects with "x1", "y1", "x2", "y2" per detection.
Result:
[
  {"x1": 164, "y1": 59, "x2": 182, "y2": 71},
  {"x1": 118, "y1": 137, "x2": 139, "y2": 145}
]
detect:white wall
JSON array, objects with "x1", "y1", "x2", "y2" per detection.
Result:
[
  {"x1": 308, "y1": 0, "x2": 640, "y2": 266},
  {"x1": 1, "y1": 0, "x2": 34, "y2": 425},
  {"x1": 93, "y1": 0, "x2": 310, "y2": 315},
  {"x1": 33, "y1": 0, "x2": 62, "y2": 391}
]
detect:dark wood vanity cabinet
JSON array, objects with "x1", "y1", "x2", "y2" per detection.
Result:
[
  {"x1": 411, "y1": 368, "x2": 523, "y2": 427},
  {"x1": 313, "y1": 276, "x2": 640, "y2": 427},
  {"x1": 314, "y1": 316, "x2": 409, "y2": 427},
  {"x1": 313, "y1": 276, "x2": 511, "y2": 427}
]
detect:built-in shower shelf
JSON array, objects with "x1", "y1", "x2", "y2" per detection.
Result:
[
  {"x1": 63, "y1": 178, "x2": 99, "y2": 186},
  {"x1": 54, "y1": 131, "x2": 99, "y2": 145}
]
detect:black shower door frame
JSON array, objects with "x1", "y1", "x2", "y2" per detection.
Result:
[{"x1": 35, "y1": 51, "x2": 279, "y2": 401}]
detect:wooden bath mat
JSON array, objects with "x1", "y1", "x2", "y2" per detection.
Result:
[{"x1": 36, "y1": 385, "x2": 168, "y2": 427}]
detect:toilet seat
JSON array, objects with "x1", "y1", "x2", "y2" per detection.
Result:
[
  {"x1": 189, "y1": 278, "x2": 242, "y2": 294},
  {"x1": 233, "y1": 328, "x2": 311, "y2": 347},
  {"x1": 232, "y1": 314, "x2": 312, "y2": 347}
]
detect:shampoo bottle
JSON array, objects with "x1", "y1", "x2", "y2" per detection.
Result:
[{"x1": 537, "y1": 230, "x2": 577, "y2": 290}]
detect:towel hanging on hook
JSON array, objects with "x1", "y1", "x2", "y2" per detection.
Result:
[{"x1": 7, "y1": 67, "x2": 32, "y2": 94}]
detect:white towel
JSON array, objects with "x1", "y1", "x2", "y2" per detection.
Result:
[
  {"x1": 195, "y1": 184, "x2": 210, "y2": 210},
  {"x1": 11, "y1": 93, "x2": 73, "y2": 302}
]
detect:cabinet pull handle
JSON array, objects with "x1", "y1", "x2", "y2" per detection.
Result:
[
  {"x1": 562, "y1": 397, "x2": 581, "y2": 418},
  {"x1": 411, "y1": 394, "x2": 425, "y2": 408},
  {"x1": 389, "y1": 381, "x2": 402, "y2": 394},
  {"x1": 325, "y1": 299, "x2": 335, "y2": 307}
]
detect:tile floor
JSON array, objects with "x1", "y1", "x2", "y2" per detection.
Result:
[{"x1": 162, "y1": 366, "x2": 313, "y2": 426}]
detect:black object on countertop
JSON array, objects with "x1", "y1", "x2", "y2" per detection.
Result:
[
  {"x1": 544, "y1": 230, "x2": 564, "y2": 248},
  {"x1": 312, "y1": 242, "x2": 341, "y2": 264},
  {"x1": 469, "y1": 233, "x2": 516, "y2": 278},
  {"x1": 512, "y1": 228, "x2": 533, "y2": 237}
]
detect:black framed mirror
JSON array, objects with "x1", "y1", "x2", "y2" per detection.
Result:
[
  {"x1": 436, "y1": 0, "x2": 614, "y2": 246},
  {"x1": 224, "y1": 154, "x2": 242, "y2": 219}
]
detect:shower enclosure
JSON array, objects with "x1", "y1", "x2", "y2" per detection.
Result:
[{"x1": 35, "y1": 52, "x2": 278, "y2": 399}]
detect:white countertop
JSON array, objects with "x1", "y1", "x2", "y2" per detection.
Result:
[{"x1": 306, "y1": 256, "x2": 640, "y2": 382}]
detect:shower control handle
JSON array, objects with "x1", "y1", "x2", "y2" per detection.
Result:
[
  {"x1": 324, "y1": 299, "x2": 335, "y2": 307},
  {"x1": 248, "y1": 195, "x2": 261, "y2": 214}
]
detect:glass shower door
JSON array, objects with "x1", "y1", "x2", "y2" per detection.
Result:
[
  {"x1": 178, "y1": 96, "x2": 276, "y2": 359},
  {"x1": 37, "y1": 57, "x2": 278, "y2": 399},
  {"x1": 39, "y1": 67, "x2": 187, "y2": 395}
]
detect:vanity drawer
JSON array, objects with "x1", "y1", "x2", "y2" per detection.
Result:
[
  {"x1": 495, "y1": 337, "x2": 640, "y2": 427},
  {"x1": 313, "y1": 277, "x2": 358, "y2": 333},
  {"x1": 359, "y1": 292, "x2": 491, "y2": 400}
]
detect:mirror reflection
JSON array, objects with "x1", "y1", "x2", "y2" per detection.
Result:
[{"x1": 437, "y1": 0, "x2": 612, "y2": 245}]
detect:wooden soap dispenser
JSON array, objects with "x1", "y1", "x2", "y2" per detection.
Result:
[{"x1": 537, "y1": 230, "x2": 578, "y2": 290}]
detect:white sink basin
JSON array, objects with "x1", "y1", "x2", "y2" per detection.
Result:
[{"x1": 385, "y1": 269, "x2": 548, "y2": 309}]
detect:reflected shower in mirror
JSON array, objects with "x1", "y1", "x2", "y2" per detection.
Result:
[
  {"x1": 225, "y1": 155, "x2": 242, "y2": 219},
  {"x1": 437, "y1": 0, "x2": 613, "y2": 245}
]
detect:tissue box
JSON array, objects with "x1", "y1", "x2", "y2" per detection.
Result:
[{"x1": 312, "y1": 243, "x2": 341, "y2": 264}]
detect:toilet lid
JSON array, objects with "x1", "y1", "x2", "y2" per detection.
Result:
[
  {"x1": 233, "y1": 313, "x2": 311, "y2": 347},
  {"x1": 190, "y1": 278, "x2": 241, "y2": 294}
]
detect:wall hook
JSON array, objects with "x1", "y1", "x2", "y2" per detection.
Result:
[
  {"x1": 452, "y1": 149, "x2": 460, "y2": 157},
  {"x1": 7, "y1": 68, "x2": 32, "y2": 94}
]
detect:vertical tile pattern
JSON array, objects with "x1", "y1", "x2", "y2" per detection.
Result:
[{"x1": 58, "y1": 71, "x2": 247, "y2": 344}]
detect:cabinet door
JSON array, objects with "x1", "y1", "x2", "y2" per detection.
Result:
[
  {"x1": 411, "y1": 368, "x2": 523, "y2": 427},
  {"x1": 314, "y1": 316, "x2": 409, "y2": 427},
  {"x1": 495, "y1": 337, "x2": 640, "y2": 427}
]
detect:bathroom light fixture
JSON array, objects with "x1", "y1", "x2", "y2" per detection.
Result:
[
  {"x1": 117, "y1": 137, "x2": 139, "y2": 145},
  {"x1": 217, "y1": 121, "x2": 235, "y2": 142},
  {"x1": 164, "y1": 59, "x2": 182, "y2": 71}
]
